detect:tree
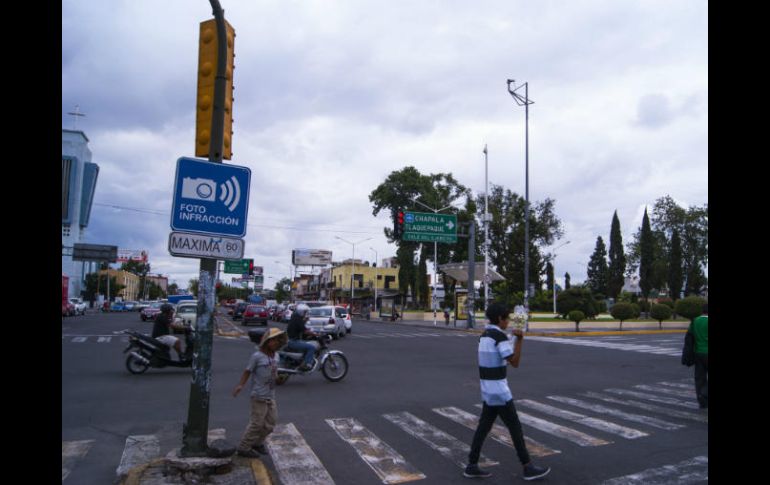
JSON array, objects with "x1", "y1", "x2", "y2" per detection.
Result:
[
  {"x1": 650, "y1": 304, "x2": 672, "y2": 330},
  {"x1": 668, "y1": 228, "x2": 684, "y2": 300},
  {"x1": 610, "y1": 302, "x2": 638, "y2": 331},
  {"x1": 84, "y1": 273, "x2": 124, "y2": 302},
  {"x1": 274, "y1": 277, "x2": 292, "y2": 303},
  {"x1": 564, "y1": 272, "x2": 571, "y2": 289},
  {"x1": 586, "y1": 236, "x2": 608, "y2": 296},
  {"x1": 675, "y1": 296, "x2": 706, "y2": 323},
  {"x1": 168, "y1": 283, "x2": 179, "y2": 295},
  {"x1": 567, "y1": 310, "x2": 585, "y2": 332},
  {"x1": 545, "y1": 262, "x2": 554, "y2": 292},
  {"x1": 607, "y1": 211, "x2": 626, "y2": 299},
  {"x1": 189, "y1": 278, "x2": 199, "y2": 297},
  {"x1": 556, "y1": 287, "x2": 597, "y2": 319},
  {"x1": 638, "y1": 208, "x2": 654, "y2": 299}
]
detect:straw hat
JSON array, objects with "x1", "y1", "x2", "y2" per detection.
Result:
[{"x1": 259, "y1": 328, "x2": 287, "y2": 348}]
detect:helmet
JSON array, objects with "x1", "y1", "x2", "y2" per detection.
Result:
[
  {"x1": 294, "y1": 303, "x2": 310, "y2": 317},
  {"x1": 160, "y1": 303, "x2": 174, "y2": 314}
]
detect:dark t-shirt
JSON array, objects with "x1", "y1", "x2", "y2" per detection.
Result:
[
  {"x1": 152, "y1": 313, "x2": 173, "y2": 338},
  {"x1": 287, "y1": 313, "x2": 307, "y2": 340}
]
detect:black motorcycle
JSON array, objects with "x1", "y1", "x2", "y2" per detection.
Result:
[
  {"x1": 248, "y1": 329, "x2": 348, "y2": 385},
  {"x1": 122, "y1": 327, "x2": 194, "y2": 374}
]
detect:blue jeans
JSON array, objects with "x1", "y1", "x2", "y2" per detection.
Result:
[{"x1": 287, "y1": 339, "x2": 315, "y2": 366}]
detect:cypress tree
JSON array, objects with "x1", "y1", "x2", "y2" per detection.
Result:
[
  {"x1": 639, "y1": 208, "x2": 654, "y2": 299},
  {"x1": 587, "y1": 236, "x2": 609, "y2": 296},
  {"x1": 607, "y1": 211, "x2": 626, "y2": 299},
  {"x1": 564, "y1": 272, "x2": 571, "y2": 289}
]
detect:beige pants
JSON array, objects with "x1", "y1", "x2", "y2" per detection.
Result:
[{"x1": 238, "y1": 398, "x2": 277, "y2": 451}]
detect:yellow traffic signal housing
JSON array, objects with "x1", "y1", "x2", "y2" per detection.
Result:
[{"x1": 195, "y1": 18, "x2": 235, "y2": 160}]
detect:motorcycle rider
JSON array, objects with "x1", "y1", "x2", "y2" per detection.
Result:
[
  {"x1": 152, "y1": 303, "x2": 185, "y2": 360},
  {"x1": 286, "y1": 303, "x2": 317, "y2": 371}
]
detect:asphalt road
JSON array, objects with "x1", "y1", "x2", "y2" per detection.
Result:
[{"x1": 62, "y1": 311, "x2": 707, "y2": 484}]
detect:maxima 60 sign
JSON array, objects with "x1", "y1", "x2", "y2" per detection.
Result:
[{"x1": 170, "y1": 157, "x2": 251, "y2": 238}]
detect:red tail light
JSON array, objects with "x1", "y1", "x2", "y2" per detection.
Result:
[{"x1": 329, "y1": 318, "x2": 335, "y2": 324}]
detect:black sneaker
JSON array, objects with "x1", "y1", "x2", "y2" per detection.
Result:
[
  {"x1": 463, "y1": 464, "x2": 492, "y2": 478},
  {"x1": 523, "y1": 463, "x2": 551, "y2": 481},
  {"x1": 236, "y1": 448, "x2": 261, "y2": 458},
  {"x1": 251, "y1": 443, "x2": 269, "y2": 455}
]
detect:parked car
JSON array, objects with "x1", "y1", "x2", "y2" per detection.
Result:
[
  {"x1": 173, "y1": 301, "x2": 199, "y2": 333},
  {"x1": 62, "y1": 301, "x2": 76, "y2": 317},
  {"x1": 306, "y1": 306, "x2": 347, "y2": 339},
  {"x1": 339, "y1": 306, "x2": 352, "y2": 334},
  {"x1": 69, "y1": 298, "x2": 87, "y2": 316},
  {"x1": 242, "y1": 305, "x2": 269, "y2": 326},
  {"x1": 123, "y1": 301, "x2": 138, "y2": 311},
  {"x1": 140, "y1": 301, "x2": 164, "y2": 321},
  {"x1": 111, "y1": 301, "x2": 127, "y2": 312},
  {"x1": 232, "y1": 302, "x2": 249, "y2": 320},
  {"x1": 133, "y1": 301, "x2": 151, "y2": 312}
]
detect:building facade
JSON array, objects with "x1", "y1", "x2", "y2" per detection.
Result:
[
  {"x1": 62, "y1": 129, "x2": 100, "y2": 299},
  {"x1": 99, "y1": 269, "x2": 141, "y2": 302}
]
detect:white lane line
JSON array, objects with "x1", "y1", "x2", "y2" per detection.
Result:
[
  {"x1": 603, "y1": 388, "x2": 700, "y2": 410},
  {"x1": 267, "y1": 423, "x2": 336, "y2": 485},
  {"x1": 383, "y1": 411, "x2": 497, "y2": 469},
  {"x1": 517, "y1": 399, "x2": 648, "y2": 439},
  {"x1": 581, "y1": 392, "x2": 708, "y2": 423},
  {"x1": 600, "y1": 455, "x2": 708, "y2": 484},
  {"x1": 657, "y1": 381, "x2": 695, "y2": 390},
  {"x1": 327, "y1": 417, "x2": 426, "y2": 484},
  {"x1": 62, "y1": 439, "x2": 94, "y2": 481},
  {"x1": 432, "y1": 406, "x2": 560, "y2": 458},
  {"x1": 546, "y1": 396, "x2": 684, "y2": 431},
  {"x1": 116, "y1": 434, "x2": 160, "y2": 479}
]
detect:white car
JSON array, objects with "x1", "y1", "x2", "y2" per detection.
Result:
[
  {"x1": 173, "y1": 300, "x2": 199, "y2": 332},
  {"x1": 69, "y1": 298, "x2": 87, "y2": 315},
  {"x1": 306, "y1": 306, "x2": 347, "y2": 339}
]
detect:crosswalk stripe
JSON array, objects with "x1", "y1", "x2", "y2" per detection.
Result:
[
  {"x1": 267, "y1": 423, "x2": 336, "y2": 485},
  {"x1": 517, "y1": 399, "x2": 648, "y2": 439},
  {"x1": 633, "y1": 384, "x2": 693, "y2": 399},
  {"x1": 528, "y1": 337, "x2": 679, "y2": 356},
  {"x1": 603, "y1": 388, "x2": 700, "y2": 410},
  {"x1": 327, "y1": 418, "x2": 426, "y2": 484},
  {"x1": 432, "y1": 406, "x2": 560, "y2": 457},
  {"x1": 546, "y1": 396, "x2": 684, "y2": 431},
  {"x1": 581, "y1": 392, "x2": 708, "y2": 423},
  {"x1": 116, "y1": 434, "x2": 160, "y2": 479},
  {"x1": 62, "y1": 439, "x2": 94, "y2": 481},
  {"x1": 600, "y1": 455, "x2": 708, "y2": 484},
  {"x1": 97, "y1": 336, "x2": 112, "y2": 343},
  {"x1": 514, "y1": 410, "x2": 612, "y2": 447},
  {"x1": 72, "y1": 337, "x2": 87, "y2": 343},
  {"x1": 383, "y1": 411, "x2": 498, "y2": 469},
  {"x1": 657, "y1": 381, "x2": 695, "y2": 390}
]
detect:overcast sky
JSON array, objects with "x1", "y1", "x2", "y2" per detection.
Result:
[{"x1": 62, "y1": 0, "x2": 707, "y2": 291}]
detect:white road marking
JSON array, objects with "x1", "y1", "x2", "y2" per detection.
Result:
[
  {"x1": 267, "y1": 423, "x2": 336, "y2": 485},
  {"x1": 581, "y1": 392, "x2": 708, "y2": 423},
  {"x1": 515, "y1": 410, "x2": 612, "y2": 447},
  {"x1": 600, "y1": 455, "x2": 708, "y2": 484},
  {"x1": 603, "y1": 388, "x2": 700, "y2": 410},
  {"x1": 327, "y1": 418, "x2": 426, "y2": 484},
  {"x1": 62, "y1": 439, "x2": 94, "y2": 481},
  {"x1": 545, "y1": 396, "x2": 684, "y2": 431},
  {"x1": 528, "y1": 336, "x2": 680, "y2": 356},
  {"x1": 633, "y1": 384, "x2": 694, "y2": 399},
  {"x1": 383, "y1": 411, "x2": 497, "y2": 469},
  {"x1": 432, "y1": 406, "x2": 560, "y2": 457},
  {"x1": 517, "y1": 399, "x2": 648, "y2": 439}
]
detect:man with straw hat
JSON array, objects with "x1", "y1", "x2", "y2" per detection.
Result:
[{"x1": 232, "y1": 328, "x2": 287, "y2": 458}]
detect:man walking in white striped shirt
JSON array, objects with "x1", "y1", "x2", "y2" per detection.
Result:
[{"x1": 465, "y1": 303, "x2": 551, "y2": 481}]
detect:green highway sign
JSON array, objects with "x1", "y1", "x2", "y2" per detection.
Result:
[
  {"x1": 402, "y1": 211, "x2": 457, "y2": 243},
  {"x1": 224, "y1": 258, "x2": 252, "y2": 274}
]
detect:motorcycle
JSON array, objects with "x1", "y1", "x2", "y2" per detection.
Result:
[
  {"x1": 248, "y1": 329, "x2": 348, "y2": 385},
  {"x1": 122, "y1": 326, "x2": 194, "y2": 374}
]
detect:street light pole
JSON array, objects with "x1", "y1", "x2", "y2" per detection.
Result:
[
  {"x1": 335, "y1": 236, "x2": 372, "y2": 311},
  {"x1": 507, "y1": 79, "x2": 534, "y2": 330},
  {"x1": 551, "y1": 241, "x2": 571, "y2": 315},
  {"x1": 370, "y1": 247, "x2": 378, "y2": 311}
]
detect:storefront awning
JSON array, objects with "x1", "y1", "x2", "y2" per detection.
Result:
[{"x1": 439, "y1": 262, "x2": 505, "y2": 283}]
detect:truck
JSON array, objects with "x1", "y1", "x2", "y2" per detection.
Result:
[{"x1": 167, "y1": 294, "x2": 195, "y2": 305}]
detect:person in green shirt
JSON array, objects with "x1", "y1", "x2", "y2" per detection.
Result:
[{"x1": 689, "y1": 303, "x2": 708, "y2": 409}]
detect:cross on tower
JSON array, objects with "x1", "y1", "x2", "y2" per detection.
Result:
[{"x1": 67, "y1": 104, "x2": 86, "y2": 130}]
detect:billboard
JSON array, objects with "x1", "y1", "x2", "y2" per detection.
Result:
[
  {"x1": 292, "y1": 249, "x2": 332, "y2": 266},
  {"x1": 117, "y1": 249, "x2": 148, "y2": 263}
]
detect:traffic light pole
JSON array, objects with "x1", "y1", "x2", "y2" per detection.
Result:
[{"x1": 181, "y1": 0, "x2": 228, "y2": 457}]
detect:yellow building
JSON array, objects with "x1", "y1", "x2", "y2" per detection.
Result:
[
  {"x1": 299, "y1": 260, "x2": 400, "y2": 307},
  {"x1": 98, "y1": 269, "x2": 141, "y2": 301}
]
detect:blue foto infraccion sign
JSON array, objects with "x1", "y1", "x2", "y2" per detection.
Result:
[{"x1": 170, "y1": 157, "x2": 251, "y2": 237}]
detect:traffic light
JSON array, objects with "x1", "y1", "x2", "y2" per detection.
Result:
[
  {"x1": 394, "y1": 211, "x2": 404, "y2": 239},
  {"x1": 195, "y1": 18, "x2": 235, "y2": 160},
  {"x1": 248, "y1": 259, "x2": 254, "y2": 276}
]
